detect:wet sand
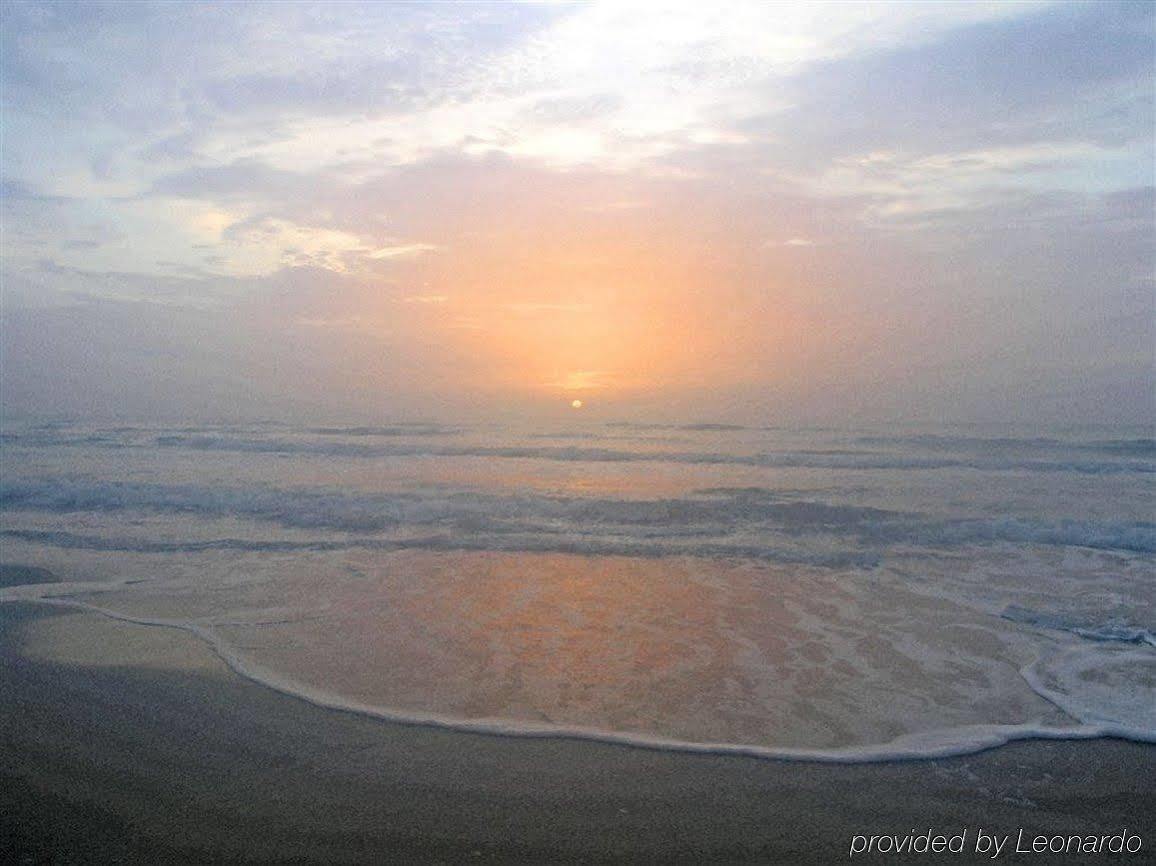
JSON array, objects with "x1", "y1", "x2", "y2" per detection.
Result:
[{"x1": 2, "y1": 602, "x2": 1153, "y2": 864}]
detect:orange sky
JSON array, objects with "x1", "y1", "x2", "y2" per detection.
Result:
[{"x1": 1, "y1": 2, "x2": 1152, "y2": 424}]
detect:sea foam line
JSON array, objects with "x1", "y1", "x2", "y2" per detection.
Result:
[{"x1": 1, "y1": 582, "x2": 1147, "y2": 764}]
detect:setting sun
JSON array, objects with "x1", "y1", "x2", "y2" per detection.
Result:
[{"x1": 571, "y1": 399, "x2": 583, "y2": 409}]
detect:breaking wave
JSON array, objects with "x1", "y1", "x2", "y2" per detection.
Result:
[
  {"x1": 3, "y1": 419, "x2": 1153, "y2": 762},
  {"x1": 2, "y1": 478, "x2": 1153, "y2": 555},
  {"x1": 0, "y1": 527, "x2": 882, "y2": 567}
]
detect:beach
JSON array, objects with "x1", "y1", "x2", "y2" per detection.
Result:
[
  {"x1": 3, "y1": 602, "x2": 1152, "y2": 865},
  {"x1": 1, "y1": 420, "x2": 1153, "y2": 863},
  {"x1": 4, "y1": 1, "x2": 1154, "y2": 861}
]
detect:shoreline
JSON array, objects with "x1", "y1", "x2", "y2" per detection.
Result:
[
  {"x1": 3, "y1": 602, "x2": 1154, "y2": 864},
  {"x1": 4, "y1": 580, "x2": 1150, "y2": 765}
]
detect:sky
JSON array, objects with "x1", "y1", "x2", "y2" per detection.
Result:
[{"x1": 1, "y1": 0, "x2": 1152, "y2": 425}]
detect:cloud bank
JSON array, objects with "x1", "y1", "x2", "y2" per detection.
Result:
[{"x1": 1, "y1": 1, "x2": 1152, "y2": 424}]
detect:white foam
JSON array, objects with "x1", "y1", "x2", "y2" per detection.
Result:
[
  {"x1": 1, "y1": 583, "x2": 1142, "y2": 764},
  {"x1": 1022, "y1": 645, "x2": 1156, "y2": 742}
]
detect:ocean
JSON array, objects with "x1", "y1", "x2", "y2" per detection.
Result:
[{"x1": 1, "y1": 419, "x2": 1152, "y2": 761}]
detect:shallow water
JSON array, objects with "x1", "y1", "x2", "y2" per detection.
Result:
[{"x1": 1, "y1": 419, "x2": 1152, "y2": 759}]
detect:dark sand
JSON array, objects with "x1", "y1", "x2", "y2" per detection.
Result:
[{"x1": 2, "y1": 602, "x2": 1153, "y2": 865}]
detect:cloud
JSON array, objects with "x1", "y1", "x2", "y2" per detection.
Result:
[
  {"x1": 1, "y1": 1, "x2": 1152, "y2": 424},
  {"x1": 0, "y1": 178, "x2": 68, "y2": 203},
  {"x1": 367, "y1": 243, "x2": 438, "y2": 260},
  {"x1": 794, "y1": 142, "x2": 1151, "y2": 229},
  {"x1": 754, "y1": 2, "x2": 1153, "y2": 162},
  {"x1": 293, "y1": 315, "x2": 389, "y2": 335}
]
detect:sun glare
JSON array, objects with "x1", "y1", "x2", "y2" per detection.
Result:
[{"x1": 571, "y1": 399, "x2": 583, "y2": 409}]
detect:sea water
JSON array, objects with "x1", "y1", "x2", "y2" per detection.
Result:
[{"x1": 1, "y1": 419, "x2": 1152, "y2": 760}]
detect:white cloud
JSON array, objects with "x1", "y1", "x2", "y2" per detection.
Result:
[
  {"x1": 181, "y1": 1, "x2": 1050, "y2": 176},
  {"x1": 797, "y1": 142, "x2": 1152, "y2": 226},
  {"x1": 367, "y1": 243, "x2": 439, "y2": 260}
]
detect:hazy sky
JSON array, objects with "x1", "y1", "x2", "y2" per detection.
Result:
[{"x1": 1, "y1": 0, "x2": 1152, "y2": 424}]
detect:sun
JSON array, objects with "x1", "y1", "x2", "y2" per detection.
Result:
[{"x1": 571, "y1": 399, "x2": 583, "y2": 409}]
